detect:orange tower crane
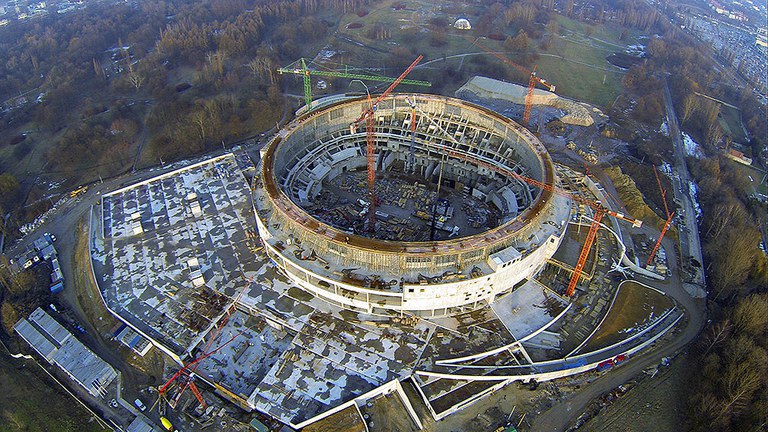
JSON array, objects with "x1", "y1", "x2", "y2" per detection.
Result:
[
  {"x1": 467, "y1": 36, "x2": 555, "y2": 126},
  {"x1": 351, "y1": 55, "x2": 424, "y2": 231},
  {"x1": 157, "y1": 278, "x2": 251, "y2": 410},
  {"x1": 654, "y1": 165, "x2": 670, "y2": 219},
  {"x1": 156, "y1": 329, "x2": 244, "y2": 410},
  {"x1": 646, "y1": 166, "x2": 675, "y2": 267},
  {"x1": 404, "y1": 100, "x2": 642, "y2": 298},
  {"x1": 438, "y1": 147, "x2": 641, "y2": 297}
]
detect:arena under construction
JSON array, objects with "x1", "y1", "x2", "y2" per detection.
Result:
[
  {"x1": 255, "y1": 94, "x2": 570, "y2": 317},
  {"x1": 89, "y1": 93, "x2": 683, "y2": 430}
]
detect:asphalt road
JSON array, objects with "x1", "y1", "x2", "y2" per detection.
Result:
[
  {"x1": 2, "y1": 95, "x2": 286, "y2": 430},
  {"x1": 3, "y1": 149, "x2": 251, "y2": 423},
  {"x1": 530, "y1": 84, "x2": 709, "y2": 430},
  {"x1": 6, "y1": 93, "x2": 708, "y2": 431},
  {"x1": 531, "y1": 229, "x2": 706, "y2": 431},
  {"x1": 661, "y1": 77, "x2": 706, "y2": 287},
  {"x1": 4, "y1": 165, "x2": 184, "y2": 425}
]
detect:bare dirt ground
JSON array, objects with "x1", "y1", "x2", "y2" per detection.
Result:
[
  {"x1": 572, "y1": 353, "x2": 692, "y2": 432},
  {"x1": 0, "y1": 350, "x2": 106, "y2": 432}
]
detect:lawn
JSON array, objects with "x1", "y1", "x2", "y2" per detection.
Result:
[
  {"x1": 534, "y1": 18, "x2": 639, "y2": 107},
  {"x1": 533, "y1": 54, "x2": 624, "y2": 107},
  {"x1": 0, "y1": 351, "x2": 107, "y2": 432},
  {"x1": 718, "y1": 104, "x2": 749, "y2": 144},
  {"x1": 725, "y1": 157, "x2": 768, "y2": 197},
  {"x1": 447, "y1": 33, "x2": 628, "y2": 106},
  {"x1": 555, "y1": 14, "x2": 645, "y2": 47},
  {"x1": 339, "y1": 2, "x2": 640, "y2": 107},
  {"x1": 313, "y1": 3, "x2": 641, "y2": 108},
  {"x1": 581, "y1": 280, "x2": 673, "y2": 352}
]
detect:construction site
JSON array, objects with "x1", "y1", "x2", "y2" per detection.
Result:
[
  {"x1": 257, "y1": 92, "x2": 570, "y2": 316},
  {"x1": 79, "y1": 80, "x2": 685, "y2": 430},
  {"x1": 0, "y1": 0, "x2": 722, "y2": 427}
]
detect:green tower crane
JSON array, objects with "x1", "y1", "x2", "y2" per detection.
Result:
[{"x1": 277, "y1": 58, "x2": 431, "y2": 112}]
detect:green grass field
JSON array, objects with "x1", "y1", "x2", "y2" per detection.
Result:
[
  {"x1": 726, "y1": 157, "x2": 768, "y2": 196},
  {"x1": 533, "y1": 55, "x2": 624, "y2": 107},
  {"x1": 0, "y1": 352, "x2": 106, "y2": 432},
  {"x1": 328, "y1": 3, "x2": 639, "y2": 108},
  {"x1": 555, "y1": 14, "x2": 645, "y2": 47},
  {"x1": 718, "y1": 105, "x2": 749, "y2": 144}
]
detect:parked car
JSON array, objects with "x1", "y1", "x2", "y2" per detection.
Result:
[{"x1": 134, "y1": 398, "x2": 146, "y2": 412}]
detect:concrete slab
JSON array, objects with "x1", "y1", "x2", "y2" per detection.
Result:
[{"x1": 491, "y1": 279, "x2": 567, "y2": 341}]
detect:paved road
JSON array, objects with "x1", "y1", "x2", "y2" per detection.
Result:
[
  {"x1": 5, "y1": 126, "x2": 278, "y2": 427},
  {"x1": 3, "y1": 157, "x2": 219, "y2": 420},
  {"x1": 530, "y1": 232, "x2": 706, "y2": 431},
  {"x1": 530, "y1": 83, "x2": 709, "y2": 431},
  {"x1": 661, "y1": 77, "x2": 706, "y2": 288}
]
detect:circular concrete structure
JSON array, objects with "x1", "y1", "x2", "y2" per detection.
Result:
[{"x1": 254, "y1": 94, "x2": 571, "y2": 316}]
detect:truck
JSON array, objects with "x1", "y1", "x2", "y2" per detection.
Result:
[
  {"x1": 70, "y1": 186, "x2": 87, "y2": 198},
  {"x1": 49, "y1": 281, "x2": 64, "y2": 294},
  {"x1": 597, "y1": 359, "x2": 615, "y2": 371},
  {"x1": 414, "y1": 210, "x2": 431, "y2": 221},
  {"x1": 160, "y1": 417, "x2": 174, "y2": 431}
]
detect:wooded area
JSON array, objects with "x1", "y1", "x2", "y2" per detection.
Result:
[
  {"x1": 665, "y1": 37, "x2": 768, "y2": 432},
  {"x1": 0, "y1": 0, "x2": 377, "y2": 238},
  {"x1": 585, "y1": 5, "x2": 767, "y2": 430}
]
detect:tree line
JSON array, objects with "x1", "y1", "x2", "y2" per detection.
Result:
[
  {"x1": 637, "y1": 18, "x2": 768, "y2": 431},
  {"x1": 0, "y1": 0, "x2": 374, "y2": 241},
  {"x1": 686, "y1": 155, "x2": 767, "y2": 432},
  {"x1": 597, "y1": 10, "x2": 767, "y2": 429}
]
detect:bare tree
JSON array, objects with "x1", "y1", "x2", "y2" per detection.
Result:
[
  {"x1": 93, "y1": 58, "x2": 105, "y2": 80},
  {"x1": 0, "y1": 256, "x2": 32, "y2": 296},
  {"x1": 128, "y1": 71, "x2": 144, "y2": 90},
  {"x1": 731, "y1": 294, "x2": 768, "y2": 336},
  {"x1": 681, "y1": 94, "x2": 699, "y2": 123},
  {"x1": 247, "y1": 55, "x2": 275, "y2": 83},
  {"x1": 702, "y1": 319, "x2": 732, "y2": 356},
  {"x1": 709, "y1": 230, "x2": 757, "y2": 300},
  {"x1": 718, "y1": 361, "x2": 763, "y2": 421},
  {"x1": 704, "y1": 200, "x2": 747, "y2": 240},
  {"x1": 1, "y1": 302, "x2": 19, "y2": 334},
  {"x1": 706, "y1": 121, "x2": 724, "y2": 147},
  {"x1": 191, "y1": 109, "x2": 208, "y2": 147}
]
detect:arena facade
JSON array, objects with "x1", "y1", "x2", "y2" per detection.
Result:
[
  {"x1": 88, "y1": 93, "x2": 683, "y2": 429},
  {"x1": 254, "y1": 94, "x2": 571, "y2": 317}
]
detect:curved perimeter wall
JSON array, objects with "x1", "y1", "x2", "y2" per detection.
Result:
[{"x1": 255, "y1": 94, "x2": 570, "y2": 316}]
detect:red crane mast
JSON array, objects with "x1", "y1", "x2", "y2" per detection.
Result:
[
  {"x1": 646, "y1": 166, "x2": 675, "y2": 267},
  {"x1": 654, "y1": 165, "x2": 670, "y2": 218},
  {"x1": 157, "y1": 278, "x2": 252, "y2": 409},
  {"x1": 440, "y1": 147, "x2": 641, "y2": 297},
  {"x1": 466, "y1": 37, "x2": 555, "y2": 126},
  {"x1": 404, "y1": 98, "x2": 642, "y2": 298},
  {"x1": 352, "y1": 55, "x2": 424, "y2": 231}
]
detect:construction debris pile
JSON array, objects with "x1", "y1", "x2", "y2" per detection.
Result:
[
  {"x1": 302, "y1": 171, "x2": 498, "y2": 241},
  {"x1": 456, "y1": 76, "x2": 604, "y2": 126}
]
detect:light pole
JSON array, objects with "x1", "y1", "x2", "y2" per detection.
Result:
[{"x1": 348, "y1": 80, "x2": 371, "y2": 101}]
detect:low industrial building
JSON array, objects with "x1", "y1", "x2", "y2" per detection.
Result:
[{"x1": 14, "y1": 308, "x2": 118, "y2": 398}]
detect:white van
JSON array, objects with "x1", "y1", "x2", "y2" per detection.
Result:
[{"x1": 134, "y1": 398, "x2": 146, "y2": 412}]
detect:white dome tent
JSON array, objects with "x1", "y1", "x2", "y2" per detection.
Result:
[{"x1": 453, "y1": 18, "x2": 471, "y2": 30}]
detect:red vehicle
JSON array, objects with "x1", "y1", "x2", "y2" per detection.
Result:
[{"x1": 597, "y1": 359, "x2": 615, "y2": 371}]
